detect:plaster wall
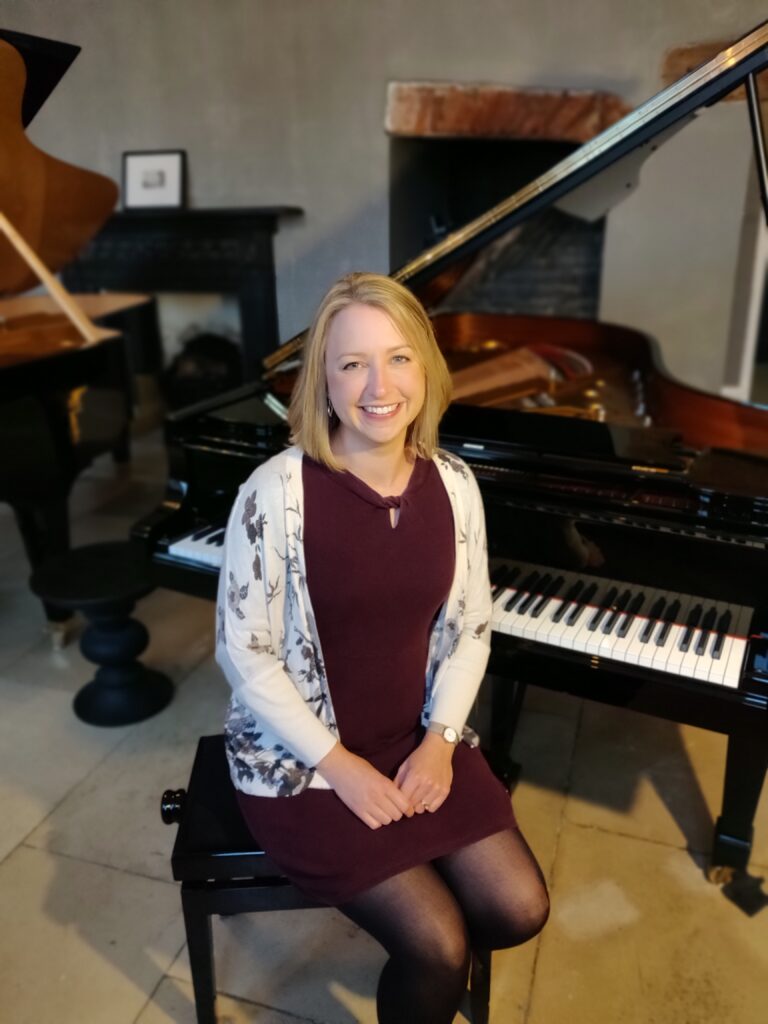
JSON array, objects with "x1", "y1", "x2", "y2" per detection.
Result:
[{"x1": 1, "y1": 0, "x2": 765, "y2": 390}]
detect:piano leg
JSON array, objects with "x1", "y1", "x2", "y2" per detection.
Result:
[
  {"x1": 111, "y1": 424, "x2": 131, "y2": 465},
  {"x1": 710, "y1": 730, "x2": 768, "y2": 881},
  {"x1": 485, "y1": 671, "x2": 526, "y2": 790},
  {"x1": 13, "y1": 499, "x2": 72, "y2": 624}
]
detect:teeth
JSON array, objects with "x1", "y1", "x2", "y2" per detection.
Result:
[{"x1": 363, "y1": 404, "x2": 398, "y2": 415}]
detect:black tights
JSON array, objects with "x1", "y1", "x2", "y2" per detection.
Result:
[{"x1": 338, "y1": 828, "x2": 549, "y2": 1024}]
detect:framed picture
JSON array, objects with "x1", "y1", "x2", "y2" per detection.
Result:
[{"x1": 122, "y1": 150, "x2": 187, "y2": 209}]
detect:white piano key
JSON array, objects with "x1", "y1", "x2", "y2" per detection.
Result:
[
  {"x1": 620, "y1": 588, "x2": 667, "y2": 667},
  {"x1": 691, "y1": 601, "x2": 735, "y2": 682},
  {"x1": 707, "y1": 624, "x2": 737, "y2": 686},
  {"x1": 635, "y1": 591, "x2": 677, "y2": 670},
  {"x1": 538, "y1": 574, "x2": 589, "y2": 647},
  {"x1": 597, "y1": 588, "x2": 648, "y2": 662},
  {"x1": 721, "y1": 606, "x2": 753, "y2": 689},
  {"x1": 653, "y1": 592, "x2": 695, "y2": 675},
  {"x1": 167, "y1": 528, "x2": 226, "y2": 568},
  {"x1": 568, "y1": 584, "x2": 615, "y2": 655},
  {"x1": 530, "y1": 575, "x2": 583, "y2": 646},
  {"x1": 679, "y1": 602, "x2": 717, "y2": 681}
]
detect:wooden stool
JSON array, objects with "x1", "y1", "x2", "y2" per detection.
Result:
[
  {"x1": 162, "y1": 734, "x2": 493, "y2": 1024},
  {"x1": 30, "y1": 540, "x2": 173, "y2": 725}
]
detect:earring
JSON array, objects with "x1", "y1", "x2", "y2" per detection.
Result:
[{"x1": 327, "y1": 396, "x2": 334, "y2": 418}]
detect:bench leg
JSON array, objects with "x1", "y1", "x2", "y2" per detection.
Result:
[
  {"x1": 181, "y1": 885, "x2": 217, "y2": 1024},
  {"x1": 469, "y1": 948, "x2": 491, "y2": 1024}
]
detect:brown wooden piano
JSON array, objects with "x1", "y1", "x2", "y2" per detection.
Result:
[
  {"x1": 0, "y1": 29, "x2": 150, "y2": 620},
  {"x1": 134, "y1": 21, "x2": 768, "y2": 882}
]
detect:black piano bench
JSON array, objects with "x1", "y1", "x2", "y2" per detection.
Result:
[
  {"x1": 161, "y1": 734, "x2": 494, "y2": 1024},
  {"x1": 29, "y1": 541, "x2": 173, "y2": 726}
]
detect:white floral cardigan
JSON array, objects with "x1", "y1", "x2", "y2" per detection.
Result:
[{"x1": 216, "y1": 444, "x2": 492, "y2": 797}]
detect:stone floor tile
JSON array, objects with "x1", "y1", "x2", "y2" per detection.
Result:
[
  {"x1": 137, "y1": 588, "x2": 215, "y2": 683},
  {"x1": 0, "y1": 561, "x2": 50, "y2": 672},
  {"x1": 168, "y1": 910, "x2": 385, "y2": 1024},
  {"x1": 565, "y1": 701, "x2": 768, "y2": 869},
  {"x1": 136, "y1": 976, "x2": 311, "y2": 1023},
  {"x1": 0, "y1": 618, "x2": 95, "y2": 695},
  {"x1": 26, "y1": 658, "x2": 227, "y2": 880},
  {"x1": 4, "y1": 585, "x2": 213, "y2": 699},
  {"x1": 511, "y1": 708, "x2": 579, "y2": 881},
  {"x1": 0, "y1": 678, "x2": 130, "y2": 862},
  {"x1": 0, "y1": 845, "x2": 184, "y2": 1024},
  {"x1": 474, "y1": 708, "x2": 580, "y2": 1023},
  {"x1": 527, "y1": 823, "x2": 768, "y2": 1024}
]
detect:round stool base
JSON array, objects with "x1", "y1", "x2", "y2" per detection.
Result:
[{"x1": 73, "y1": 669, "x2": 173, "y2": 726}]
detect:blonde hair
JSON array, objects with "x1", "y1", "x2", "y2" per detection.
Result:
[{"x1": 288, "y1": 272, "x2": 452, "y2": 470}]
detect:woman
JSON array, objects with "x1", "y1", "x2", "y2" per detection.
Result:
[{"x1": 216, "y1": 272, "x2": 548, "y2": 1023}]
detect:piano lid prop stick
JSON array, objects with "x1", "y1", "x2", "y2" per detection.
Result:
[
  {"x1": 0, "y1": 211, "x2": 102, "y2": 344},
  {"x1": 746, "y1": 72, "x2": 768, "y2": 227}
]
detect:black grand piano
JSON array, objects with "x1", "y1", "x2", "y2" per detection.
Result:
[
  {"x1": 0, "y1": 29, "x2": 153, "y2": 621},
  {"x1": 134, "y1": 21, "x2": 768, "y2": 881}
]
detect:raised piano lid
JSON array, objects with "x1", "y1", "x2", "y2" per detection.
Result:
[
  {"x1": 396, "y1": 20, "x2": 768, "y2": 298},
  {"x1": 0, "y1": 28, "x2": 79, "y2": 128},
  {"x1": 0, "y1": 28, "x2": 118, "y2": 296},
  {"x1": 264, "y1": 19, "x2": 768, "y2": 368}
]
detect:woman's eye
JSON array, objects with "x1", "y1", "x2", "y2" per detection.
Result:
[
  {"x1": 392, "y1": 354, "x2": 410, "y2": 364},
  {"x1": 342, "y1": 361, "x2": 361, "y2": 371}
]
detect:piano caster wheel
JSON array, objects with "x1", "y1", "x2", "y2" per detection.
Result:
[{"x1": 707, "y1": 864, "x2": 736, "y2": 885}]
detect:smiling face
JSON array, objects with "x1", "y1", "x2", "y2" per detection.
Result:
[{"x1": 325, "y1": 302, "x2": 427, "y2": 458}]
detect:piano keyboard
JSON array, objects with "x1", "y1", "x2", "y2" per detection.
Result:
[
  {"x1": 164, "y1": 529, "x2": 753, "y2": 689},
  {"x1": 491, "y1": 563, "x2": 752, "y2": 689},
  {"x1": 167, "y1": 525, "x2": 226, "y2": 568}
]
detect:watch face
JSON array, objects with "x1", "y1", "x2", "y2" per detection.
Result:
[{"x1": 444, "y1": 727, "x2": 459, "y2": 744}]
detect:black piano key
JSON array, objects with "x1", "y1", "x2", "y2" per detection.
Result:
[
  {"x1": 206, "y1": 529, "x2": 226, "y2": 545},
  {"x1": 602, "y1": 588, "x2": 632, "y2": 634},
  {"x1": 695, "y1": 607, "x2": 718, "y2": 656},
  {"x1": 565, "y1": 581, "x2": 598, "y2": 627},
  {"x1": 654, "y1": 599, "x2": 681, "y2": 647},
  {"x1": 504, "y1": 571, "x2": 541, "y2": 612},
  {"x1": 491, "y1": 565, "x2": 518, "y2": 594},
  {"x1": 679, "y1": 604, "x2": 703, "y2": 652},
  {"x1": 518, "y1": 574, "x2": 552, "y2": 615},
  {"x1": 639, "y1": 597, "x2": 667, "y2": 643},
  {"x1": 587, "y1": 586, "x2": 618, "y2": 631},
  {"x1": 531, "y1": 576, "x2": 564, "y2": 618},
  {"x1": 552, "y1": 579, "x2": 584, "y2": 622},
  {"x1": 711, "y1": 610, "x2": 732, "y2": 660},
  {"x1": 616, "y1": 592, "x2": 645, "y2": 638},
  {"x1": 490, "y1": 565, "x2": 507, "y2": 589},
  {"x1": 191, "y1": 524, "x2": 218, "y2": 541}
]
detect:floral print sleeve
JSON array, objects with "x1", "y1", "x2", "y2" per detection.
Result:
[
  {"x1": 427, "y1": 456, "x2": 493, "y2": 732},
  {"x1": 215, "y1": 463, "x2": 338, "y2": 778}
]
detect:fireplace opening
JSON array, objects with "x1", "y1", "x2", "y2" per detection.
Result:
[{"x1": 389, "y1": 135, "x2": 605, "y2": 320}]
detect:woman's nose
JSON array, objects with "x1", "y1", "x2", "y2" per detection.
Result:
[{"x1": 367, "y1": 362, "x2": 391, "y2": 395}]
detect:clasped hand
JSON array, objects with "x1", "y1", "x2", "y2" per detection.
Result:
[{"x1": 317, "y1": 734, "x2": 455, "y2": 830}]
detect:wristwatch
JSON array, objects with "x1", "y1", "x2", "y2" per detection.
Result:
[{"x1": 427, "y1": 721, "x2": 460, "y2": 746}]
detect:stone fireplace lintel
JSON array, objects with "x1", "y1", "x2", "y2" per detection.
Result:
[{"x1": 385, "y1": 81, "x2": 633, "y2": 144}]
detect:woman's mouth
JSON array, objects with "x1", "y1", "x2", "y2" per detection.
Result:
[{"x1": 359, "y1": 403, "x2": 401, "y2": 419}]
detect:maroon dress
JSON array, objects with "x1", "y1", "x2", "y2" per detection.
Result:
[{"x1": 236, "y1": 455, "x2": 515, "y2": 905}]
